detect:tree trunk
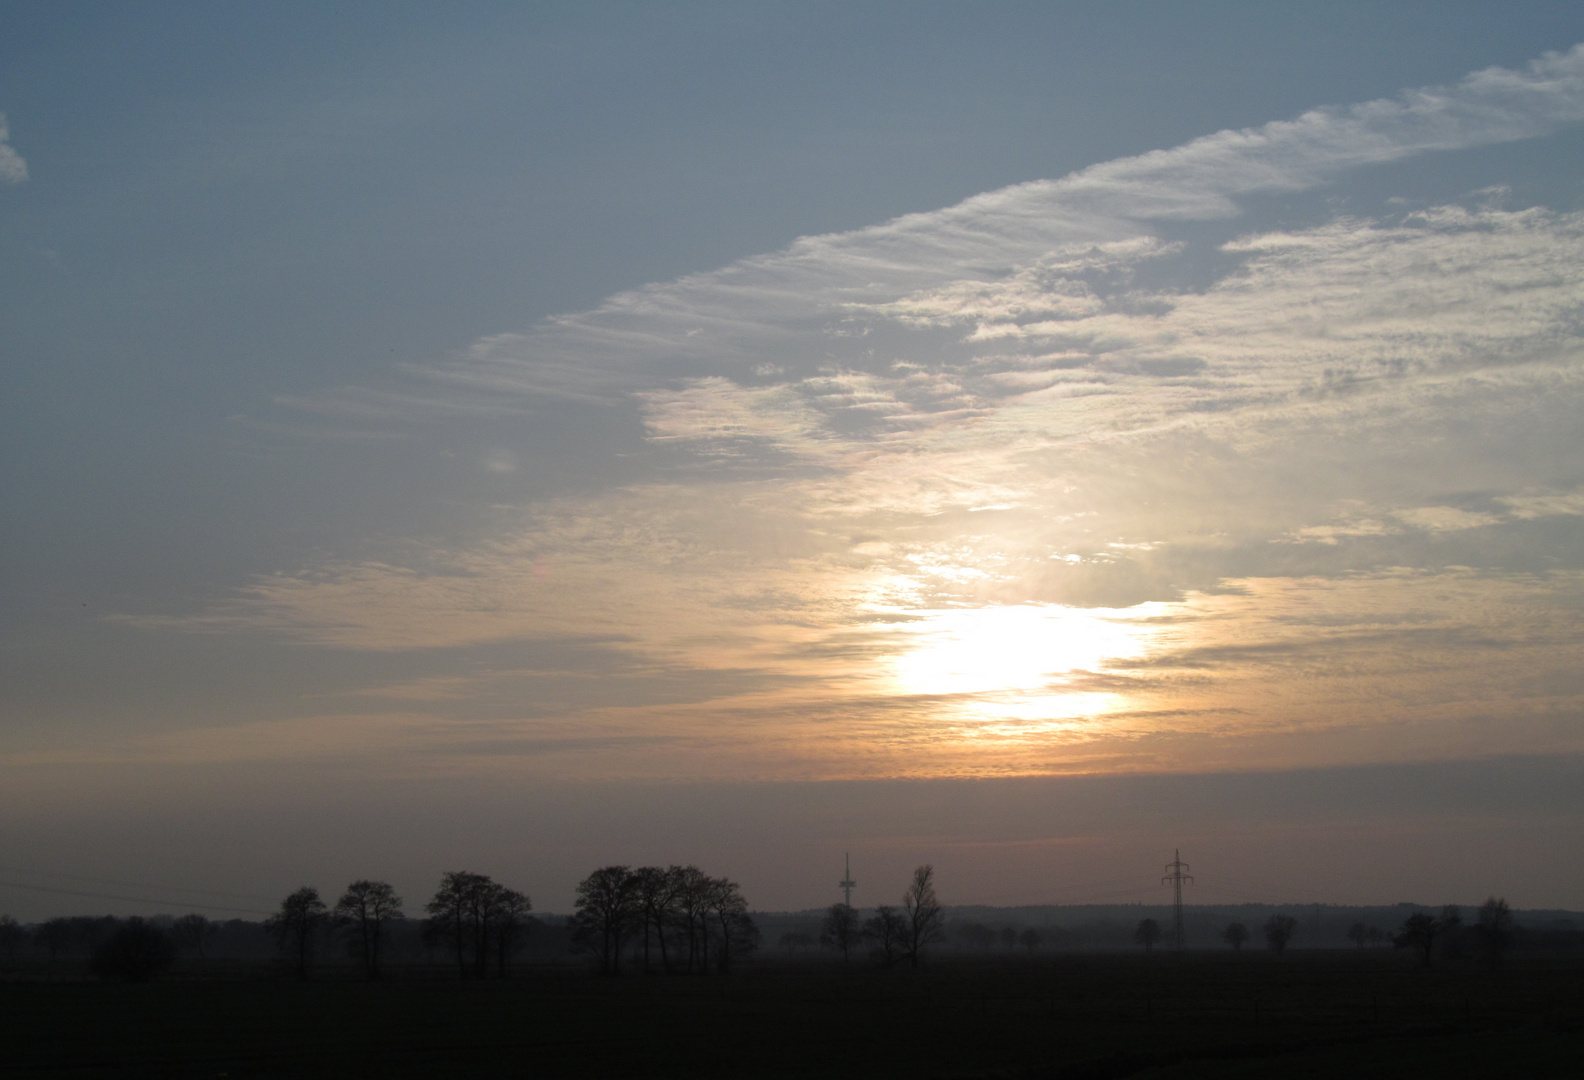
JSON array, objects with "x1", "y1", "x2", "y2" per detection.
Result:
[{"x1": 656, "y1": 913, "x2": 671, "y2": 974}]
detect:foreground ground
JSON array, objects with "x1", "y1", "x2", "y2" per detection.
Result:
[{"x1": 4, "y1": 951, "x2": 1581, "y2": 1078}]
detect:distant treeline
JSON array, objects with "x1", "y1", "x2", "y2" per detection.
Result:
[
  {"x1": 0, "y1": 864, "x2": 761, "y2": 982},
  {"x1": 904, "y1": 900, "x2": 1584, "y2": 955},
  {"x1": 4, "y1": 867, "x2": 1581, "y2": 983}
]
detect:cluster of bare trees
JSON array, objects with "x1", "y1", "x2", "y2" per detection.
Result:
[
  {"x1": 571, "y1": 864, "x2": 757, "y2": 975},
  {"x1": 1389, "y1": 896, "x2": 1513, "y2": 967},
  {"x1": 263, "y1": 872, "x2": 531, "y2": 979},
  {"x1": 820, "y1": 865, "x2": 945, "y2": 968},
  {"x1": 423, "y1": 871, "x2": 531, "y2": 979}
]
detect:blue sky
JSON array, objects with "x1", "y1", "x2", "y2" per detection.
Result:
[{"x1": 5, "y1": 2, "x2": 1584, "y2": 917}]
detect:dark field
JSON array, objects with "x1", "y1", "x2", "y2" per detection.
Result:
[{"x1": 7, "y1": 952, "x2": 1583, "y2": 1079}]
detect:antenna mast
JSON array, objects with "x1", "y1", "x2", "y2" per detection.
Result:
[
  {"x1": 1162, "y1": 849, "x2": 1193, "y2": 951},
  {"x1": 839, "y1": 853, "x2": 857, "y2": 907}
]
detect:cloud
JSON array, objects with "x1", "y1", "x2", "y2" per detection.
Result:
[
  {"x1": 104, "y1": 565, "x2": 1584, "y2": 782},
  {"x1": 1499, "y1": 491, "x2": 1584, "y2": 519},
  {"x1": 0, "y1": 112, "x2": 27, "y2": 184},
  {"x1": 181, "y1": 203, "x2": 1584, "y2": 778},
  {"x1": 635, "y1": 377, "x2": 830, "y2": 457},
  {"x1": 362, "y1": 45, "x2": 1584, "y2": 410},
  {"x1": 137, "y1": 47, "x2": 1584, "y2": 781}
]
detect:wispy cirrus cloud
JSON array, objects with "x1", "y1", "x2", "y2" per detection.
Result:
[{"x1": 359, "y1": 44, "x2": 1584, "y2": 409}]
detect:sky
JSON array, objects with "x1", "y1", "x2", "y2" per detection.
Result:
[{"x1": 5, "y1": 2, "x2": 1584, "y2": 920}]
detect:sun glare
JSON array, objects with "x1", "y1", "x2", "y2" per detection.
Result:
[{"x1": 890, "y1": 603, "x2": 1153, "y2": 699}]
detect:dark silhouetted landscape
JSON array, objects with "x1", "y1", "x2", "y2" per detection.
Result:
[{"x1": 4, "y1": 865, "x2": 1582, "y2": 1077}]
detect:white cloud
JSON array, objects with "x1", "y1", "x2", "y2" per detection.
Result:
[{"x1": 0, "y1": 112, "x2": 27, "y2": 184}]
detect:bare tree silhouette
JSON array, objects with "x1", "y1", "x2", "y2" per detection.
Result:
[
  {"x1": 572, "y1": 865, "x2": 640, "y2": 976},
  {"x1": 706, "y1": 876, "x2": 757, "y2": 973},
  {"x1": 1222, "y1": 922, "x2": 1249, "y2": 951},
  {"x1": 425, "y1": 872, "x2": 471, "y2": 978},
  {"x1": 864, "y1": 905, "x2": 908, "y2": 968},
  {"x1": 1263, "y1": 914, "x2": 1298, "y2": 954},
  {"x1": 699, "y1": 869, "x2": 755, "y2": 973},
  {"x1": 1018, "y1": 927, "x2": 1042, "y2": 953},
  {"x1": 1346, "y1": 921, "x2": 1368, "y2": 949},
  {"x1": 465, "y1": 877, "x2": 521, "y2": 979},
  {"x1": 631, "y1": 866, "x2": 676, "y2": 974},
  {"x1": 335, "y1": 880, "x2": 404, "y2": 979},
  {"x1": 1134, "y1": 918, "x2": 1162, "y2": 952},
  {"x1": 171, "y1": 913, "x2": 214, "y2": 961},
  {"x1": 266, "y1": 887, "x2": 328, "y2": 979},
  {"x1": 820, "y1": 902, "x2": 861, "y2": 964},
  {"x1": 901, "y1": 865, "x2": 946, "y2": 968},
  {"x1": 493, "y1": 887, "x2": 532, "y2": 977},
  {"x1": 1393, "y1": 912, "x2": 1443, "y2": 966},
  {"x1": 670, "y1": 865, "x2": 712, "y2": 974},
  {"x1": 1476, "y1": 896, "x2": 1514, "y2": 968}
]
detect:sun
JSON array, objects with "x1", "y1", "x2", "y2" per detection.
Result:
[{"x1": 890, "y1": 603, "x2": 1149, "y2": 699}]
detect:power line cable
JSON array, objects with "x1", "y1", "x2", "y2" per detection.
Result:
[
  {"x1": 0, "y1": 863, "x2": 277, "y2": 904},
  {"x1": 0, "y1": 879, "x2": 270, "y2": 917}
]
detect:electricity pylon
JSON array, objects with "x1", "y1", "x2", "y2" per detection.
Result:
[
  {"x1": 839, "y1": 853, "x2": 857, "y2": 907},
  {"x1": 1162, "y1": 849, "x2": 1193, "y2": 951}
]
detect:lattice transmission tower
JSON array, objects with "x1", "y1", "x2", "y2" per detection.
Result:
[
  {"x1": 1162, "y1": 849, "x2": 1193, "y2": 951},
  {"x1": 839, "y1": 853, "x2": 857, "y2": 907}
]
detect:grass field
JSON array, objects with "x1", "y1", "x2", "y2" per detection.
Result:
[{"x1": 5, "y1": 951, "x2": 1581, "y2": 1078}]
